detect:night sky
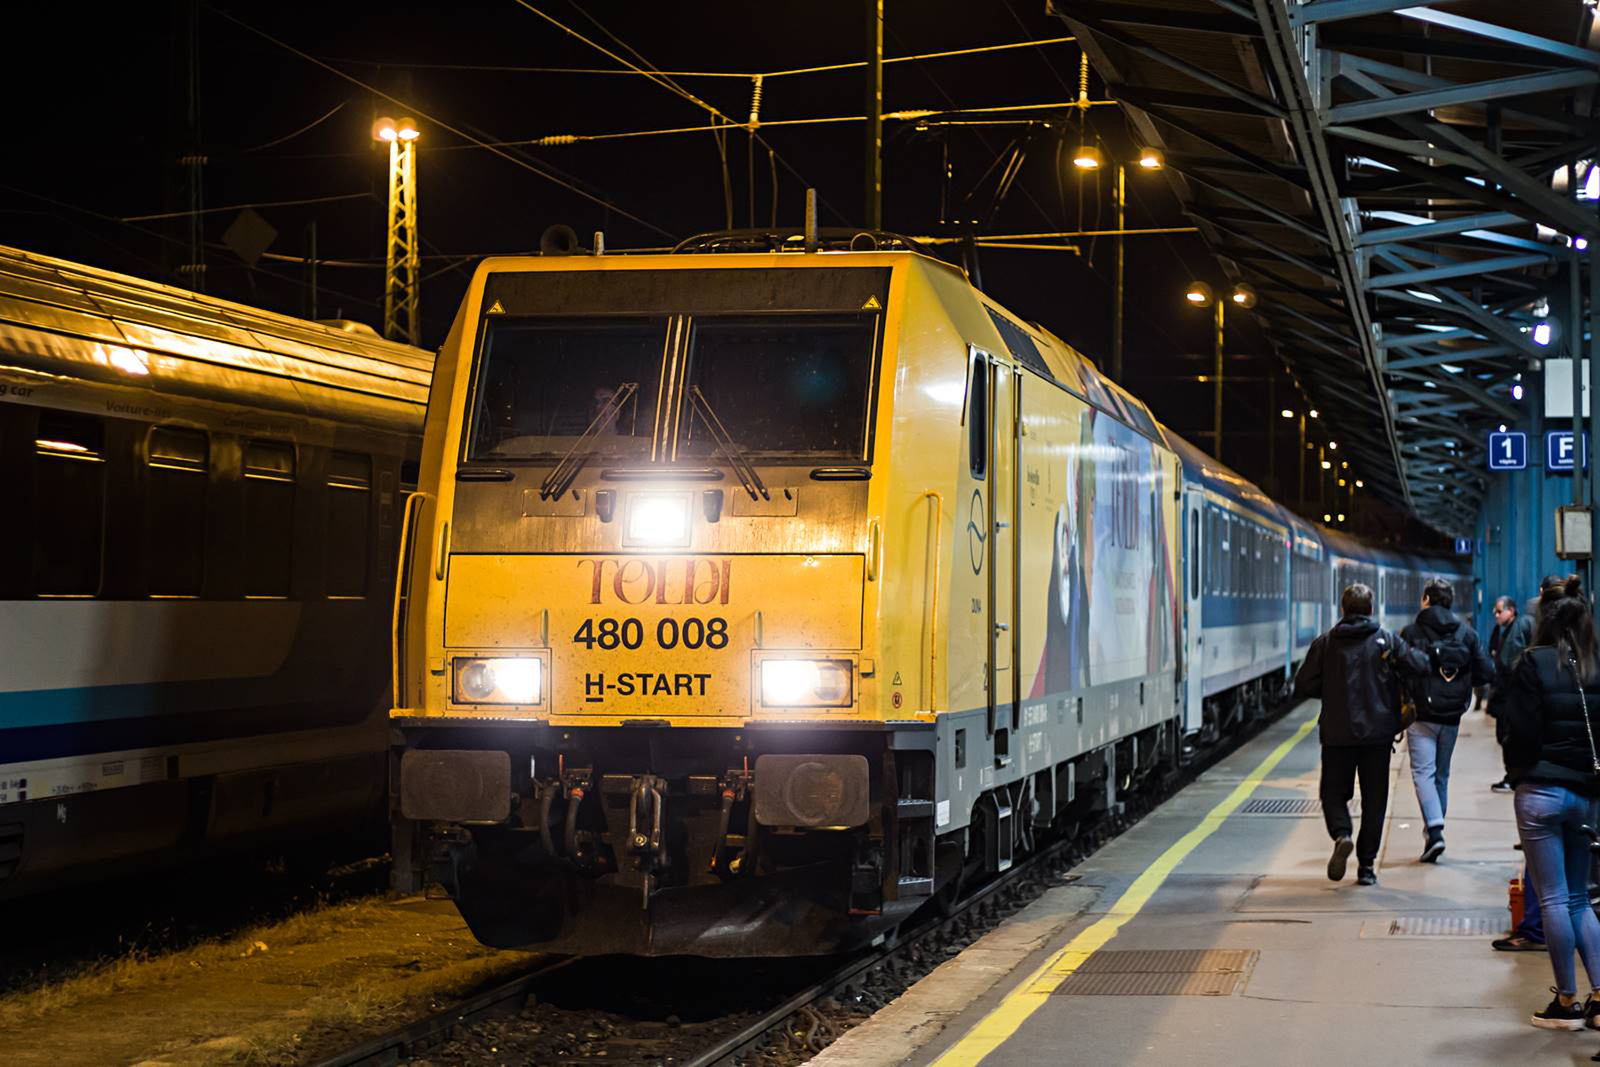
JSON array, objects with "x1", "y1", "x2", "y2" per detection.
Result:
[{"x1": 3, "y1": 1, "x2": 1419, "y2": 540}]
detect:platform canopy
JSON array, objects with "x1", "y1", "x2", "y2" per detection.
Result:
[{"x1": 1053, "y1": 0, "x2": 1600, "y2": 536}]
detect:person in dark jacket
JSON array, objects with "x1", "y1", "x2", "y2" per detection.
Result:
[
  {"x1": 1490, "y1": 594, "x2": 1536, "y2": 793},
  {"x1": 1293, "y1": 582, "x2": 1428, "y2": 886},
  {"x1": 1400, "y1": 578, "x2": 1495, "y2": 861},
  {"x1": 1504, "y1": 576, "x2": 1600, "y2": 1029}
]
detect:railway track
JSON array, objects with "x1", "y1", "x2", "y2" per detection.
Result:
[{"x1": 314, "y1": 701, "x2": 1289, "y2": 1067}]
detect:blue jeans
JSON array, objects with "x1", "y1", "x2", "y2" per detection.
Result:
[
  {"x1": 1406, "y1": 721, "x2": 1459, "y2": 830},
  {"x1": 1514, "y1": 783, "x2": 1600, "y2": 994}
]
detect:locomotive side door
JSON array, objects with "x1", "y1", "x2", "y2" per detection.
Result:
[
  {"x1": 988, "y1": 359, "x2": 1020, "y2": 754},
  {"x1": 1182, "y1": 491, "x2": 1204, "y2": 732}
]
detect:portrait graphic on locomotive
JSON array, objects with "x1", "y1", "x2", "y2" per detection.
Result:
[{"x1": 390, "y1": 234, "x2": 1470, "y2": 957}]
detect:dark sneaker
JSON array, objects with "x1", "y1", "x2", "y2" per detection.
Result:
[
  {"x1": 1534, "y1": 990, "x2": 1586, "y2": 1030},
  {"x1": 1328, "y1": 836, "x2": 1354, "y2": 882},
  {"x1": 1357, "y1": 866, "x2": 1377, "y2": 886},
  {"x1": 1492, "y1": 935, "x2": 1547, "y2": 952},
  {"x1": 1421, "y1": 826, "x2": 1445, "y2": 863},
  {"x1": 1586, "y1": 996, "x2": 1600, "y2": 1030},
  {"x1": 1492, "y1": 779, "x2": 1514, "y2": 793}
]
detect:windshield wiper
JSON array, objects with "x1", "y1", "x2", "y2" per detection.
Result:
[
  {"x1": 688, "y1": 386, "x2": 769, "y2": 501},
  {"x1": 539, "y1": 381, "x2": 638, "y2": 500}
]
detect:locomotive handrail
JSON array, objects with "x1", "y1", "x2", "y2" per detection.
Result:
[
  {"x1": 920, "y1": 490, "x2": 943, "y2": 713},
  {"x1": 392, "y1": 490, "x2": 432, "y2": 708}
]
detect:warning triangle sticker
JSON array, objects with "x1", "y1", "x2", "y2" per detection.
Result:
[
  {"x1": 891, "y1": 671, "x2": 903, "y2": 685},
  {"x1": 861, "y1": 295, "x2": 882, "y2": 310},
  {"x1": 487, "y1": 299, "x2": 506, "y2": 314}
]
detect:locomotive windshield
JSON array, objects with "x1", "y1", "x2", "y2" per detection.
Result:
[
  {"x1": 677, "y1": 314, "x2": 876, "y2": 460},
  {"x1": 469, "y1": 317, "x2": 667, "y2": 460},
  {"x1": 468, "y1": 311, "x2": 878, "y2": 463}
]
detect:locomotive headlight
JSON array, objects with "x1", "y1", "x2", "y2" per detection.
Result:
[
  {"x1": 761, "y1": 659, "x2": 853, "y2": 708},
  {"x1": 626, "y1": 492, "x2": 691, "y2": 547},
  {"x1": 452, "y1": 657, "x2": 541, "y2": 705}
]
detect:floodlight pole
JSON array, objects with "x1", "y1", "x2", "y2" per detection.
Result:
[
  {"x1": 383, "y1": 137, "x2": 421, "y2": 345},
  {"x1": 1213, "y1": 299, "x2": 1225, "y2": 463},
  {"x1": 1113, "y1": 164, "x2": 1125, "y2": 382}
]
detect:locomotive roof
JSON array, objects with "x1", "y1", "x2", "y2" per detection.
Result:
[{"x1": 0, "y1": 244, "x2": 433, "y2": 434}]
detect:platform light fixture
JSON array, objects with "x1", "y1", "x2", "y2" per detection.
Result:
[
  {"x1": 1328, "y1": 440, "x2": 1338, "y2": 450},
  {"x1": 1308, "y1": 409, "x2": 1320, "y2": 419},
  {"x1": 1355, "y1": 480, "x2": 1364, "y2": 488},
  {"x1": 1137, "y1": 148, "x2": 1164, "y2": 170},
  {"x1": 1281, "y1": 409, "x2": 1294, "y2": 418},
  {"x1": 1337, "y1": 513, "x2": 1346, "y2": 523},
  {"x1": 1184, "y1": 281, "x2": 1213, "y2": 305},
  {"x1": 1320, "y1": 459, "x2": 1332, "y2": 469},
  {"x1": 1229, "y1": 283, "x2": 1257, "y2": 309},
  {"x1": 1073, "y1": 144, "x2": 1103, "y2": 170},
  {"x1": 1513, "y1": 383, "x2": 1525, "y2": 400},
  {"x1": 1323, "y1": 513, "x2": 1333, "y2": 522}
]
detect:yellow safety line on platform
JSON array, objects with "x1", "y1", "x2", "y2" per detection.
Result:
[{"x1": 930, "y1": 711, "x2": 1320, "y2": 1067}]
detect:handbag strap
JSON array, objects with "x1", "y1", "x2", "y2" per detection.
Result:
[{"x1": 1566, "y1": 651, "x2": 1600, "y2": 774}]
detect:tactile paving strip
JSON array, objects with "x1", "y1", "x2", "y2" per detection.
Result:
[
  {"x1": 1360, "y1": 915, "x2": 1504, "y2": 938},
  {"x1": 1238, "y1": 798, "x2": 1359, "y2": 815},
  {"x1": 1052, "y1": 948, "x2": 1258, "y2": 996}
]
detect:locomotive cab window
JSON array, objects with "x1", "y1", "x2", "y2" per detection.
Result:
[
  {"x1": 467, "y1": 316, "x2": 668, "y2": 460},
  {"x1": 146, "y1": 426, "x2": 208, "y2": 597},
  {"x1": 33, "y1": 411, "x2": 106, "y2": 596},
  {"x1": 677, "y1": 313, "x2": 878, "y2": 462}
]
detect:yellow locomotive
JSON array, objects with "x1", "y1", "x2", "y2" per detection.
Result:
[{"x1": 392, "y1": 234, "x2": 1184, "y2": 955}]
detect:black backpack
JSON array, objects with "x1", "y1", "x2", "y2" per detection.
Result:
[{"x1": 1416, "y1": 629, "x2": 1475, "y2": 718}]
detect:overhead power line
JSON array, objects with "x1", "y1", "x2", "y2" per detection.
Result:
[
  {"x1": 317, "y1": 36, "x2": 1078, "y2": 80},
  {"x1": 122, "y1": 191, "x2": 373, "y2": 222},
  {"x1": 206, "y1": 5, "x2": 676, "y2": 239}
]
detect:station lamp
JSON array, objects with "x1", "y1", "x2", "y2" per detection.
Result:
[
  {"x1": 1337, "y1": 513, "x2": 1346, "y2": 523},
  {"x1": 1321, "y1": 459, "x2": 1332, "y2": 470},
  {"x1": 1137, "y1": 147, "x2": 1164, "y2": 170},
  {"x1": 1328, "y1": 440, "x2": 1338, "y2": 450},
  {"x1": 1323, "y1": 513, "x2": 1333, "y2": 522},
  {"x1": 373, "y1": 116, "x2": 420, "y2": 143},
  {"x1": 1184, "y1": 281, "x2": 1213, "y2": 305},
  {"x1": 1229, "y1": 283, "x2": 1258, "y2": 308},
  {"x1": 1281, "y1": 409, "x2": 1295, "y2": 419},
  {"x1": 1355, "y1": 479, "x2": 1364, "y2": 488},
  {"x1": 1073, "y1": 144, "x2": 1103, "y2": 170},
  {"x1": 1308, "y1": 409, "x2": 1320, "y2": 419}
]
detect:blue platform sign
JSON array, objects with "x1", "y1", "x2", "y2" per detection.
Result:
[
  {"x1": 1488, "y1": 430, "x2": 1526, "y2": 470},
  {"x1": 1547, "y1": 431, "x2": 1589, "y2": 471},
  {"x1": 1455, "y1": 537, "x2": 1473, "y2": 555}
]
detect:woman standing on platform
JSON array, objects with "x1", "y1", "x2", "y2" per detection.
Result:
[{"x1": 1504, "y1": 575, "x2": 1600, "y2": 1030}]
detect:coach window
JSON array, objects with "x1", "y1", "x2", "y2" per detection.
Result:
[
  {"x1": 33, "y1": 412, "x2": 106, "y2": 596},
  {"x1": 244, "y1": 440, "x2": 295, "y2": 597},
  {"x1": 326, "y1": 451, "x2": 371, "y2": 598},
  {"x1": 146, "y1": 427, "x2": 208, "y2": 597},
  {"x1": 968, "y1": 352, "x2": 988, "y2": 479}
]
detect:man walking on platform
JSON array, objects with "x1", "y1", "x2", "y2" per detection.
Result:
[
  {"x1": 1401, "y1": 578, "x2": 1495, "y2": 861},
  {"x1": 1489, "y1": 595, "x2": 1535, "y2": 793},
  {"x1": 1293, "y1": 583, "x2": 1428, "y2": 886}
]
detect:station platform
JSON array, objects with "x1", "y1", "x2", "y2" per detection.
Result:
[{"x1": 816, "y1": 701, "x2": 1594, "y2": 1066}]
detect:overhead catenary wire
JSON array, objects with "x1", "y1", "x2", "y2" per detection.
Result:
[
  {"x1": 206, "y1": 5, "x2": 676, "y2": 239},
  {"x1": 420, "y1": 102, "x2": 1111, "y2": 153},
  {"x1": 237, "y1": 99, "x2": 350, "y2": 153},
  {"x1": 525, "y1": 0, "x2": 849, "y2": 226},
  {"x1": 314, "y1": 36, "x2": 1079, "y2": 80},
  {"x1": 122, "y1": 191, "x2": 372, "y2": 223}
]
